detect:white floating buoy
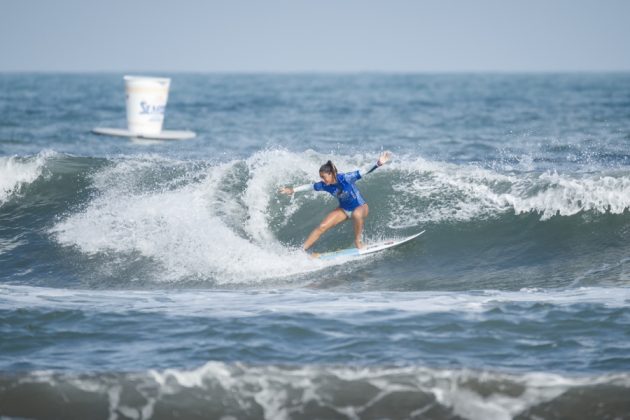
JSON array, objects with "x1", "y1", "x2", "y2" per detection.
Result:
[
  {"x1": 91, "y1": 127, "x2": 196, "y2": 140},
  {"x1": 92, "y1": 75, "x2": 196, "y2": 141}
]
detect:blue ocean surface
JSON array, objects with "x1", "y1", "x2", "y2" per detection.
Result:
[{"x1": 1, "y1": 73, "x2": 630, "y2": 419}]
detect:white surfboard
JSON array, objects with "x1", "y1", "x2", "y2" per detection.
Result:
[
  {"x1": 92, "y1": 127, "x2": 196, "y2": 141},
  {"x1": 316, "y1": 230, "x2": 425, "y2": 260}
]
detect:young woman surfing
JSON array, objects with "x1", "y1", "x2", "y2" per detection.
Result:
[{"x1": 280, "y1": 151, "x2": 392, "y2": 251}]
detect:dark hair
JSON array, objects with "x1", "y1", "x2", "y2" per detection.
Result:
[
  {"x1": 319, "y1": 160, "x2": 338, "y2": 179},
  {"x1": 319, "y1": 160, "x2": 340, "y2": 194}
]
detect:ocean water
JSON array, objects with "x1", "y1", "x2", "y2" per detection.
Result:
[{"x1": 1, "y1": 73, "x2": 629, "y2": 419}]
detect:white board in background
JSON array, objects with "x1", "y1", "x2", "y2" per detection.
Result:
[{"x1": 92, "y1": 127, "x2": 196, "y2": 141}]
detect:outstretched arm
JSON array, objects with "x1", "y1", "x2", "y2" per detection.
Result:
[
  {"x1": 279, "y1": 184, "x2": 312, "y2": 196},
  {"x1": 280, "y1": 151, "x2": 391, "y2": 194},
  {"x1": 360, "y1": 151, "x2": 392, "y2": 177}
]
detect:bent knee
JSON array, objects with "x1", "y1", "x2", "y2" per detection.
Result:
[{"x1": 353, "y1": 205, "x2": 369, "y2": 219}]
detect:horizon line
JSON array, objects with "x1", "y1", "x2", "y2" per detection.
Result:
[{"x1": 2, "y1": 69, "x2": 630, "y2": 75}]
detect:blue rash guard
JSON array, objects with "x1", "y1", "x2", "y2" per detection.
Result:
[{"x1": 313, "y1": 170, "x2": 366, "y2": 212}]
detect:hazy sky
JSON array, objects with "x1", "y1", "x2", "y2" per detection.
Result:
[{"x1": 1, "y1": 0, "x2": 629, "y2": 72}]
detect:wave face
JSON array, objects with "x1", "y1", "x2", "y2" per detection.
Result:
[
  {"x1": 2, "y1": 74, "x2": 630, "y2": 420},
  {"x1": 0, "y1": 149, "x2": 629, "y2": 289}
]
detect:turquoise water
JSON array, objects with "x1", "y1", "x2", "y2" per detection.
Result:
[{"x1": 1, "y1": 73, "x2": 630, "y2": 419}]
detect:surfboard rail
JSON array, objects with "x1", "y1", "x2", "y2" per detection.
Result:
[{"x1": 316, "y1": 230, "x2": 425, "y2": 260}]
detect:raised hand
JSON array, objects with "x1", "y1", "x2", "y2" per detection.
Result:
[{"x1": 377, "y1": 151, "x2": 392, "y2": 166}]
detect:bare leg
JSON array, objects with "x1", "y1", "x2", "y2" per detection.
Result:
[
  {"x1": 303, "y1": 208, "x2": 348, "y2": 251},
  {"x1": 351, "y1": 204, "x2": 369, "y2": 248}
]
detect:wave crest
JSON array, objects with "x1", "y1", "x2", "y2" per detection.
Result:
[
  {"x1": 390, "y1": 157, "x2": 630, "y2": 227},
  {"x1": 0, "y1": 150, "x2": 54, "y2": 205},
  {"x1": 3, "y1": 363, "x2": 629, "y2": 420}
]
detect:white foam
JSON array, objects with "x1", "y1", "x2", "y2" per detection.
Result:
[
  {"x1": 0, "y1": 150, "x2": 53, "y2": 205},
  {"x1": 50, "y1": 153, "x2": 340, "y2": 284},
  {"x1": 20, "y1": 362, "x2": 630, "y2": 420},
  {"x1": 49, "y1": 150, "x2": 403, "y2": 284},
  {"x1": 2, "y1": 285, "x2": 628, "y2": 318},
  {"x1": 388, "y1": 155, "x2": 630, "y2": 227},
  {"x1": 241, "y1": 149, "x2": 321, "y2": 245}
]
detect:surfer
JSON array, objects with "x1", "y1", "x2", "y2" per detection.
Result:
[{"x1": 280, "y1": 151, "x2": 391, "y2": 251}]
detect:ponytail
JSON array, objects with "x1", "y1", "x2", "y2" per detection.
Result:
[{"x1": 319, "y1": 160, "x2": 338, "y2": 180}]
